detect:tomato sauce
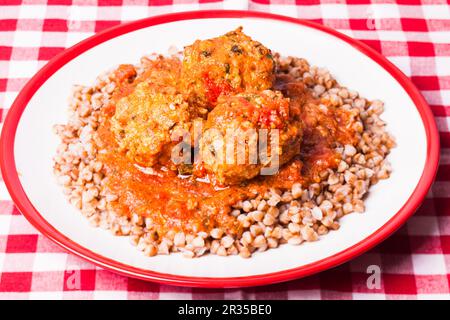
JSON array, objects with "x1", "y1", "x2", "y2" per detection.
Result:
[
  {"x1": 202, "y1": 71, "x2": 232, "y2": 104},
  {"x1": 95, "y1": 60, "x2": 356, "y2": 236},
  {"x1": 96, "y1": 117, "x2": 255, "y2": 236}
]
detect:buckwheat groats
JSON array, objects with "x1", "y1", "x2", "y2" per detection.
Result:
[{"x1": 53, "y1": 29, "x2": 395, "y2": 258}]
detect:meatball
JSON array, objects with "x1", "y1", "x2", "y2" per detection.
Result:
[
  {"x1": 182, "y1": 27, "x2": 275, "y2": 110},
  {"x1": 197, "y1": 90, "x2": 302, "y2": 186},
  {"x1": 111, "y1": 81, "x2": 194, "y2": 168}
]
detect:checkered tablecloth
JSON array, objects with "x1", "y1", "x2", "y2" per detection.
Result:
[{"x1": 0, "y1": 0, "x2": 449, "y2": 300}]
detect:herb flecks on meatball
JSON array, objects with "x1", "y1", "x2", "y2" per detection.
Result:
[{"x1": 182, "y1": 27, "x2": 276, "y2": 110}]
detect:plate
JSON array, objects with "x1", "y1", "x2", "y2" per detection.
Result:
[{"x1": 0, "y1": 10, "x2": 440, "y2": 288}]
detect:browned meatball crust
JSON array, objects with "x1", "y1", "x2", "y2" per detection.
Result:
[
  {"x1": 111, "y1": 81, "x2": 195, "y2": 169},
  {"x1": 197, "y1": 90, "x2": 302, "y2": 186},
  {"x1": 182, "y1": 27, "x2": 276, "y2": 110}
]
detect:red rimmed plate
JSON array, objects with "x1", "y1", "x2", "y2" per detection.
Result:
[{"x1": 0, "y1": 10, "x2": 439, "y2": 288}]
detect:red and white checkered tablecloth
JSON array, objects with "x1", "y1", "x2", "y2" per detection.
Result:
[{"x1": 0, "y1": 0, "x2": 449, "y2": 300}]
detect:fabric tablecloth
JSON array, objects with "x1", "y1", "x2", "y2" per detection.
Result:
[{"x1": 0, "y1": 0, "x2": 449, "y2": 299}]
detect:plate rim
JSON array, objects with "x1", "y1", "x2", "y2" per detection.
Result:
[{"x1": 0, "y1": 10, "x2": 440, "y2": 288}]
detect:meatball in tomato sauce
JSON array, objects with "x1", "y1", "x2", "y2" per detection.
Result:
[
  {"x1": 182, "y1": 27, "x2": 276, "y2": 110},
  {"x1": 197, "y1": 90, "x2": 302, "y2": 186}
]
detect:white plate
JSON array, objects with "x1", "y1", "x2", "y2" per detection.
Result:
[{"x1": 0, "y1": 11, "x2": 439, "y2": 288}]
